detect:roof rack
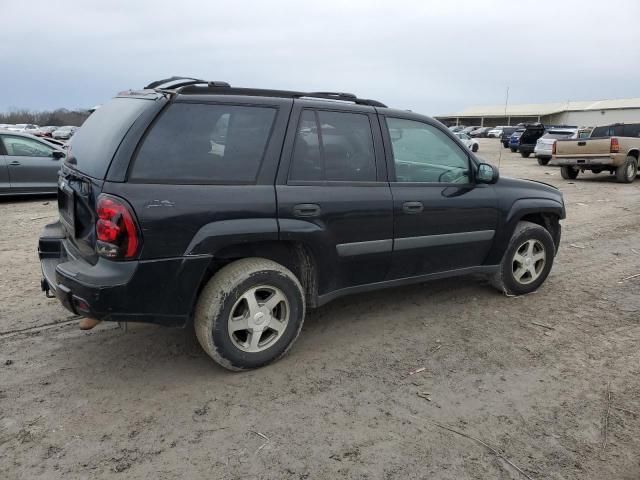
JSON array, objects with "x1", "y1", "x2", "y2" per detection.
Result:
[
  {"x1": 173, "y1": 83, "x2": 387, "y2": 108},
  {"x1": 144, "y1": 76, "x2": 230, "y2": 90}
]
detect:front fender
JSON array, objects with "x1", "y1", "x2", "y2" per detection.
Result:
[{"x1": 485, "y1": 197, "x2": 565, "y2": 264}]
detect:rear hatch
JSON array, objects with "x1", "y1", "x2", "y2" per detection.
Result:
[
  {"x1": 519, "y1": 125, "x2": 545, "y2": 146},
  {"x1": 58, "y1": 94, "x2": 162, "y2": 263}
]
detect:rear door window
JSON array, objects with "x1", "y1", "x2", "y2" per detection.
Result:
[
  {"x1": 288, "y1": 109, "x2": 376, "y2": 182},
  {"x1": 131, "y1": 103, "x2": 276, "y2": 184}
]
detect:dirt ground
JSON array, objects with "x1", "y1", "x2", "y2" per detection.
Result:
[{"x1": 1, "y1": 139, "x2": 639, "y2": 480}]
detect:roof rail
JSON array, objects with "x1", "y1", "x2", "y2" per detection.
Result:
[
  {"x1": 145, "y1": 76, "x2": 230, "y2": 90},
  {"x1": 177, "y1": 84, "x2": 387, "y2": 108}
]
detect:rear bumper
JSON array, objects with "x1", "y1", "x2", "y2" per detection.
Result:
[
  {"x1": 39, "y1": 221, "x2": 211, "y2": 327},
  {"x1": 551, "y1": 156, "x2": 615, "y2": 167}
]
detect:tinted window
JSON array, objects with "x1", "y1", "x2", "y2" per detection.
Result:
[
  {"x1": 2, "y1": 135, "x2": 54, "y2": 157},
  {"x1": 289, "y1": 109, "x2": 376, "y2": 182},
  {"x1": 592, "y1": 125, "x2": 627, "y2": 137},
  {"x1": 68, "y1": 97, "x2": 152, "y2": 179},
  {"x1": 386, "y1": 118, "x2": 469, "y2": 183},
  {"x1": 623, "y1": 124, "x2": 640, "y2": 137},
  {"x1": 131, "y1": 103, "x2": 276, "y2": 184}
]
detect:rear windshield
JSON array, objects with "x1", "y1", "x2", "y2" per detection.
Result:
[
  {"x1": 66, "y1": 97, "x2": 153, "y2": 178},
  {"x1": 543, "y1": 131, "x2": 574, "y2": 140},
  {"x1": 591, "y1": 125, "x2": 626, "y2": 138}
]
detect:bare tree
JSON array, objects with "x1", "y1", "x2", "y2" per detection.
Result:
[{"x1": 0, "y1": 108, "x2": 91, "y2": 126}]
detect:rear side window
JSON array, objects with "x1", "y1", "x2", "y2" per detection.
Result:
[
  {"x1": 131, "y1": 103, "x2": 276, "y2": 184},
  {"x1": 288, "y1": 109, "x2": 376, "y2": 182},
  {"x1": 623, "y1": 124, "x2": 640, "y2": 137},
  {"x1": 68, "y1": 97, "x2": 152, "y2": 179}
]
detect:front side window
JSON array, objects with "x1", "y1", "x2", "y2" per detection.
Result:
[
  {"x1": 386, "y1": 118, "x2": 470, "y2": 183},
  {"x1": 289, "y1": 109, "x2": 376, "y2": 182},
  {"x1": 131, "y1": 103, "x2": 276, "y2": 183},
  {"x1": 2, "y1": 135, "x2": 53, "y2": 157}
]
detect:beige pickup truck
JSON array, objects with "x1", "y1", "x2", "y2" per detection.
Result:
[{"x1": 552, "y1": 123, "x2": 640, "y2": 183}]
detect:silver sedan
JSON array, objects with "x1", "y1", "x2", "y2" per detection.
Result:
[{"x1": 0, "y1": 131, "x2": 65, "y2": 195}]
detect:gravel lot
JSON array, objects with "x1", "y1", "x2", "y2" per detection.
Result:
[{"x1": 1, "y1": 138, "x2": 639, "y2": 479}]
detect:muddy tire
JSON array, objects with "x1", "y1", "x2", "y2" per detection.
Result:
[
  {"x1": 521, "y1": 152, "x2": 531, "y2": 158},
  {"x1": 491, "y1": 221, "x2": 555, "y2": 296},
  {"x1": 560, "y1": 166, "x2": 579, "y2": 180},
  {"x1": 615, "y1": 156, "x2": 638, "y2": 183},
  {"x1": 537, "y1": 158, "x2": 550, "y2": 166},
  {"x1": 194, "y1": 258, "x2": 305, "y2": 371}
]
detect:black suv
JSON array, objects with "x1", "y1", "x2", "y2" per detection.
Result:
[{"x1": 39, "y1": 77, "x2": 565, "y2": 370}]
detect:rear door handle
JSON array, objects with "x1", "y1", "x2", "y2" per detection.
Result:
[
  {"x1": 402, "y1": 201, "x2": 424, "y2": 214},
  {"x1": 9, "y1": 161, "x2": 20, "y2": 166},
  {"x1": 292, "y1": 203, "x2": 321, "y2": 217}
]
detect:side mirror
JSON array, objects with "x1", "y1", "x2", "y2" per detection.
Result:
[
  {"x1": 52, "y1": 150, "x2": 65, "y2": 159},
  {"x1": 476, "y1": 163, "x2": 499, "y2": 184}
]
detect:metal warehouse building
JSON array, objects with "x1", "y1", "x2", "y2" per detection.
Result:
[{"x1": 436, "y1": 97, "x2": 640, "y2": 128}]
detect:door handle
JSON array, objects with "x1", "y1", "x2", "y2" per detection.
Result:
[
  {"x1": 292, "y1": 203, "x2": 321, "y2": 217},
  {"x1": 9, "y1": 161, "x2": 20, "y2": 166},
  {"x1": 402, "y1": 201, "x2": 424, "y2": 214}
]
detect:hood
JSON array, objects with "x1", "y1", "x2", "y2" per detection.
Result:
[{"x1": 499, "y1": 176, "x2": 561, "y2": 194}]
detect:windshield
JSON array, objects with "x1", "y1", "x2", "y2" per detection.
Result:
[{"x1": 66, "y1": 97, "x2": 154, "y2": 178}]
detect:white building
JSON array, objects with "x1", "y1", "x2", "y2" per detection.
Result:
[{"x1": 436, "y1": 97, "x2": 640, "y2": 128}]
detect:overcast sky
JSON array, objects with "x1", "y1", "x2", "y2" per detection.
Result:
[{"x1": 2, "y1": 0, "x2": 639, "y2": 115}]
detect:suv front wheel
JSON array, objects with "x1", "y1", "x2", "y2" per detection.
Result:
[
  {"x1": 491, "y1": 221, "x2": 555, "y2": 296},
  {"x1": 194, "y1": 258, "x2": 305, "y2": 371}
]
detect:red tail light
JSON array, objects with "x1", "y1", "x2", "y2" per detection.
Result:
[
  {"x1": 611, "y1": 137, "x2": 620, "y2": 153},
  {"x1": 95, "y1": 194, "x2": 141, "y2": 259},
  {"x1": 552, "y1": 141, "x2": 556, "y2": 155}
]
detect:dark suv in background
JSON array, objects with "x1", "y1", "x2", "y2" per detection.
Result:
[{"x1": 39, "y1": 77, "x2": 565, "y2": 370}]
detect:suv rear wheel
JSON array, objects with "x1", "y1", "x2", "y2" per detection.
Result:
[
  {"x1": 194, "y1": 258, "x2": 305, "y2": 371},
  {"x1": 560, "y1": 166, "x2": 579, "y2": 180},
  {"x1": 615, "y1": 156, "x2": 638, "y2": 183},
  {"x1": 491, "y1": 221, "x2": 555, "y2": 296}
]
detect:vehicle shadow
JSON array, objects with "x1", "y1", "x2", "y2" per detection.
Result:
[{"x1": 58, "y1": 274, "x2": 492, "y2": 381}]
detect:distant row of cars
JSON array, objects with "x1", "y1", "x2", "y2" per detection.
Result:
[{"x1": 0, "y1": 123, "x2": 78, "y2": 140}]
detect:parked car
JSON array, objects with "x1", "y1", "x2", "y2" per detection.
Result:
[
  {"x1": 7, "y1": 124, "x2": 40, "y2": 133},
  {"x1": 454, "y1": 132, "x2": 479, "y2": 152},
  {"x1": 470, "y1": 127, "x2": 492, "y2": 138},
  {"x1": 518, "y1": 123, "x2": 546, "y2": 158},
  {"x1": 508, "y1": 129, "x2": 525, "y2": 152},
  {"x1": 552, "y1": 123, "x2": 640, "y2": 182},
  {"x1": 0, "y1": 124, "x2": 13, "y2": 130},
  {"x1": 534, "y1": 129, "x2": 577, "y2": 165},
  {"x1": 460, "y1": 126, "x2": 481, "y2": 135},
  {"x1": 448, "y1": 125, "x2": 466, "y2": 133},
  {"x1": 39, "y1": 77, "x2": 565, "y2": 370},
  {"x1": 52, "y1": 126, "x2": 78, "y2": 140},
  {"x1": 0, "y1": 131, "x2": 65, "y2": 195},
  {"x1": 488, "y1": 126, "x2": 507, "y2": 138},
  {"x1": 500, "y1": 127, "x2": 519, "y2": 148},
  {"x1": 36, "y1": 126, "x2": 58, "y2": 138}
]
